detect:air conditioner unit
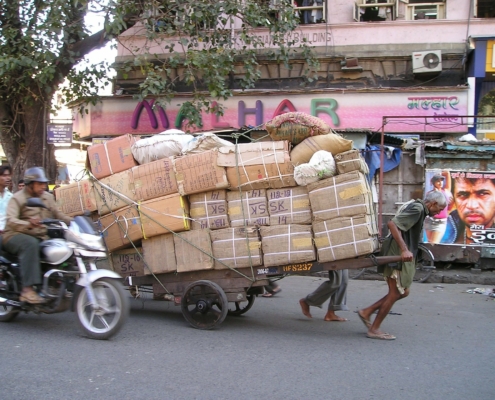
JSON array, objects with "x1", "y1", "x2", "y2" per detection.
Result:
[{"x1": 412, "y1": 50, "x2": 442, "y2": 74}]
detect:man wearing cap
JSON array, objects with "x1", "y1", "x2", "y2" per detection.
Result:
[{"x1": 3, "y1": 167, "x2": 72, "y2": 304}]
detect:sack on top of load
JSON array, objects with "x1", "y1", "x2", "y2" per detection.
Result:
[
  {"x1": 131, "y1": 129, "x2": 193, "y2": 164},
  {"x1": 294, "y1": 150, "x2": 337, "y2": 186},
  {"x1": 290, "y1": 132, "x2": 353, "y2": 165},
  {"x1": 265, "y1": 112, "x2": 332, "y2": 145},
  {"x1": 182, "y1": 132, "x2": 233, "y2": 155}
]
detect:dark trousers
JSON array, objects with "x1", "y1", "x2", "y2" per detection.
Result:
[
  {"x1": 305, "y1": 269, "x2": 349, "y2": 312},
  {"x1": 3, "y1": 234, "x2": 41, "y2": 287}
]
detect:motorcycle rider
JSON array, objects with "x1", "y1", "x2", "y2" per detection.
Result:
[{"x1": 2, "y1": 167, "x2": 72, "y2": 304}]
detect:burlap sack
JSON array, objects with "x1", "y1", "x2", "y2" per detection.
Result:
[
  {"x1": 290, "y1": 133, "x2": 353, "y2": 165},
  {"x1": 265, "y1": 112, "x2": 331, "y2": 145}
]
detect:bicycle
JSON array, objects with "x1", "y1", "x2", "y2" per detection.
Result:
[{"x1": 349, "y1": 243, "x2": 435, "y2": 283}]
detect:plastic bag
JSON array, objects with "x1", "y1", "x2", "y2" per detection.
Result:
[
  {"x1": 182, "y1": 133, "x2": 233, "y2": 155},
  {"x1": 131, "y1": 131, "x2": 193, "y2": 164},
  {"x1": 294, "y1": 150, "x2": 336, "y2": 186}
]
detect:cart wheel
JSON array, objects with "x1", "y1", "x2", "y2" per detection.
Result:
[
  {"x1": 228, "y1": 295, "x2": 255, "y2": 316},
  {"x1": 349, "y1": 268, "x2": 366, "y2": 280},
  {"x1": 181, "y1": 280, "x2": 228, "y2": 330},
  {"x1": 414, "y1": 245, "x2": 435, "y2": 283}
]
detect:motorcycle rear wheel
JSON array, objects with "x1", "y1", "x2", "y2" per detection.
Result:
[
  {"x1": 0, "y1": 304, "x2": 19, "y2": 322},
  {"x1": 75, "y1": 278, "x2": 129, "y2": 340}
]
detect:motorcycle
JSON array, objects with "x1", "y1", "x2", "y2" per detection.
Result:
[{"x1": 0, "y1": 198, "x2": 129, "y2": 339}]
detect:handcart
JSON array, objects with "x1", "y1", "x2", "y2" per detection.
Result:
[{"x1": 124, "y1": 254, "x2": 402, "y2": 330}]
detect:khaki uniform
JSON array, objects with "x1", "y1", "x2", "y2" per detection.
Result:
[
  {"x1": 2, "y1": 189, "x2": 72, "y2": 287},
  {"x1": 3, "y1": 189, "x2": 72, "y2": 244}
]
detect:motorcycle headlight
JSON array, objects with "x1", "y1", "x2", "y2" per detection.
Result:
[{"x1": 65, "y1": 229, "x2": 106, "y2": 252}]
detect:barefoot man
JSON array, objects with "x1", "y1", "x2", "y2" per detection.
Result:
[
  {"x1": 358, "y1": 191, "x2": 446, "y2": 340},
  {"x1": 299, "y1": 269, "x2": 349, "y2": 322}
]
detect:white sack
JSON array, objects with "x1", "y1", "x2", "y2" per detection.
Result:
[
  {"x1": 294, "y1": 150, "x2": 336, "y2": 186},
  {"x1": 182, "y1": 133, "x2": 233, "y2": 155},
  {"x1": 131, "y1": 133, "x2": 193, "y2": 164}
]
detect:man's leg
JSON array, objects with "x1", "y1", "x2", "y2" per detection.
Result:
[
  {"x1": 359, "y1": 277, "x2": 409, "y2": 337},
  {"x1": 325, "y1": 269, "x2": 349, "y2": 322},
  {"x1": 3, "y1": 234, "x2": 44, "y2": 303},
  {"x1": 262, "y1": 279, "x2": 281, "y2": 297},
  {"x1": 299, "y1": 270, "x2": 342, "y2": 319}
]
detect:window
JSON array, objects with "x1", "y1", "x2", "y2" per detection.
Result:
[
  {"x1": 405, "y1": 3, "x2": 446, "y2": 20},
  {"x1": 353, "y1": 1, "x2": 397, "y2": 22},
  {"x1": 293, "y1": 0, "x2": 326, "y2": 24},
  {"x1": 474, "y1": 0, "x2": 495, "y2": 18}
]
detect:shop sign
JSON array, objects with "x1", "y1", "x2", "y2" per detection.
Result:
[{"x1": 47, "y1": 124, "x2": 73, "y2": 144}]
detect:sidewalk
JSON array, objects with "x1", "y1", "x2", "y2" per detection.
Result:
[{"x1": 354, "y1": 268, "x2": 495, "y2": 285}]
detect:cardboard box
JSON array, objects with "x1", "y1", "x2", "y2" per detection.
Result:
[
  {"x1": 308, "y1": 171, "x2": 373, "y2": 221},
  {"x1": 99, "y1": 193, "x2": 189, "y2": 252},
  {"x1": 142, "y1": 233, "x2": 177, "y2": 274},
  {"x1": 174, "y1": 230, "x2": 214, "y2": 272},
  {"x1": 173, "y1": 150, "x2": 229, "y2": 195},
  {"x1": 210, "y1": 227, "x2": 262, "y2": 269},
  {"x1": 227, "y1": 189, "x2": 269, "y2": 227},
  {"x1": 131, "y1": 157, "x2": 178, "y2": 201},
  {"x1": 267, "y1": 187, "x2": 312, "y2": 225},
  {"x1": 189, "y1": 190, "x2": 229, "y2": 230},
  {"x1": 313, "y1": 215, "x2": 379, "y2": 262},
  {"x1": 226, "y1": 155, "x2": 296, "y2": 190},
  {"x1": 217, "y1": 141, "x2": 289, "y2": 167},
  {"x1": 111, "y1": 248, "x2": 145, "y2": 278},
  {"x1": 54, "y1": 180, "x2": 97, "y2": 217},
  {"x1": 94, "y1": 170, "x2": 135, "y2": 215},
  {"x1": 334, "y1": 149, "x2": 369, "y2": 175},
  {"x1": 87, "y1": 134, "x2": 138, "y2": 179},
  {"x1": 260, "y1": 225, "x2": 315, "y2": 267}
]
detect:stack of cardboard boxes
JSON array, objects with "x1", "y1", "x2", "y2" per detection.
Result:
[{"x1": 56, "y1": 133, "x2": 377, "y2": 278}]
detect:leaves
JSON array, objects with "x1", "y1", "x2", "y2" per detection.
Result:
[
  {"x1": 0, "y1": 0, "x2": 317, "y2": 144},
  {"x1": 115, "y1": 0, "x2": 317, "y2": 128}
]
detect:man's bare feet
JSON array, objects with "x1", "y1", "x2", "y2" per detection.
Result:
[
  {"x1": 324, "y1": 311, "x2": 348, "y2": 322},
  {"x1": 299, "y1": 298, "x2": 312, "y2": 318}
]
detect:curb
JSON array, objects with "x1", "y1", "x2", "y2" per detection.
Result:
[{"x1": 353, "y1": 270, "x2": 495, "y2": 285}]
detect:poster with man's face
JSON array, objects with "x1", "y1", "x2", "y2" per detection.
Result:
[{"x1": 423, "y1": 170, "x2": 495, "y2": 245}]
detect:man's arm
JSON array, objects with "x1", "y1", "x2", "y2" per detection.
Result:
[
  {"x1": 6, "y1": 197, "x2": 45, "y2": 235},
  {"x1": 387, "y1": 220, "x2": 413, "y2": 262}
]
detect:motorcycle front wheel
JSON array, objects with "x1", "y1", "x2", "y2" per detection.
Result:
[
  {"x1": 75, "y1": 278, "x2": 129, "y2": 340},
  {"x1": 0, "y1": 304, "x2": 19, "y2": 322}
]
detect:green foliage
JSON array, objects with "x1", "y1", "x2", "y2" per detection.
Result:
[
  {"x1": 125, "y1": 0, "x2": 319, "y2": 128},
  {"x1": 0, "y1": 0, "x2": 318, "y2": 139},
  {"x1": 0, "y1": 1, "x2": 142, "y2": 133}
]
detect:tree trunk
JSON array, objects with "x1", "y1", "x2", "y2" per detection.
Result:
[{"x1": 0, "y1": 98, "x2": 57, "y2": 186}]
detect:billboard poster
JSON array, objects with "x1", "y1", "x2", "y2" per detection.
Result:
[{"x1": 423, "y1": 170, "x2": 495, "y2": 246}]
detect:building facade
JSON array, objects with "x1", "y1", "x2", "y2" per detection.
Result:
[{"x1": 74, "y1": 0, "x2": 494, "y2": 139}]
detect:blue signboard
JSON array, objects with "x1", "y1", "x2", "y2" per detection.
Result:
[{"x1": 47, "y1": 124, "x2": 73, "y2": 144}]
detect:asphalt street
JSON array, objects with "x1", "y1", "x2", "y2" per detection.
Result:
[{"x1": 0, "y1": 276, "x2": 494, "y2": 399}]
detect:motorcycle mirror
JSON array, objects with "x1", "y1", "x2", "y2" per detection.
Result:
[{"x1": 26, "y1": 197, "x2": 48, "y2": 208}]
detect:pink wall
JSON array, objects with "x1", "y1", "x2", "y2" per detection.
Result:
[
  {"x1": 117, "y1": 1, "x2": 493, "y2": 58},
  {"x1": 74, "y1": 89, "x2": 469, "y2": 137}
]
